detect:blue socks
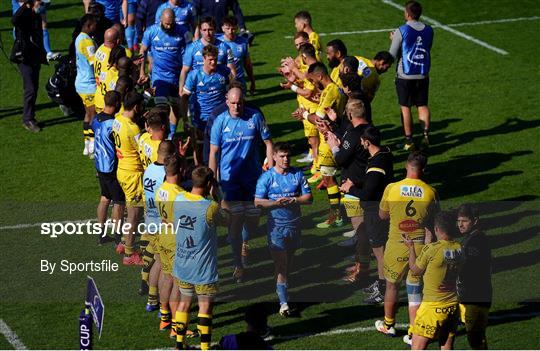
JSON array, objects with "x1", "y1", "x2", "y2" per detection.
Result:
[
  {"x1": 276, "y1": 282, "x2": 288, "y2": 305},
  {"x1": 168, "y1": 123, "x2": 176, "y2": 140},
  {"x1": 125, "y1": 26, "x2": 135, "y2": 50},
  {"x1": 42, "y1": 28, "x2": 52, "y2": 54}
]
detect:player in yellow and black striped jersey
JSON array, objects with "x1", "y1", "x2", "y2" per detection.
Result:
[
  {"x1": 375, "y1": 151, "x2": 439, "y2": 338},
  {"x1": 138, "y1": 107, "x2": 169, "y2": 169},
  {"x1": 403, "y1": 211, "x2": 461, "y2": 350},
  {"x1": 154, "y1": 155, "x2": 186, "y2": 336}
]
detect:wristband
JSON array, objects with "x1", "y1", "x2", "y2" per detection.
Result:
[
  {"x1": 291, "y1": 84, "x2": 299, "y2": 93},
  {"x1": 303, "y1": 110, "x2": 309, "y2": 120}
]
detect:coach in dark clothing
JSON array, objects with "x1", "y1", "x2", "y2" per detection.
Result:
[
  {"x1": 193, "y1": 0, "x2": 246, "y2": 32},
  {"x1": 136, "y1": 0, "x2": 167, "y2": 43},
  {"x1": 11, "y1": 0, "x2": 48, "y2": 132}
]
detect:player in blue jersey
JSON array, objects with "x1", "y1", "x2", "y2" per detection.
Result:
[
  {"x1": 96, "y1": 0, "x2": 122, "y2": 22},
  {"x1": 12, "y1": 0, "x2": 60, "y2": 60},
  {"x1": 183, "y1": 44, "x2": 231, "y2": 165},
  {"x1": 139, "y1": 8, "x2": 187, "y2": 139},
  {"x1": 389, "y1": 0, "x2": 434, "y2": 151},
  {"x1": 122, "y1": 0, "x2": 139, "y2": 51},
  {"x1": 179, "y1": 16, "x2": 236, "y2": 97},
  {"x1": 209, "y1": 86, "x2": 273, "y2": 282},
  {"x1": 91, "y1": 91, "x2": 125, "y2": 245},
  {"x1": 218, "y1": 15, "x2": 255, "y2": 94},
  {"x1": 140, "y1": 137, "x2": 176, "y2": 309},
  {"x1": 75, "y1": 15, "x2": 98, "y2": 158},
  {"x1": 172, "y1": 165, "x2": 228, "y2": 350},
  {"x1": 255, "y1": 142, "x2": 312, "y2": 316},
  {"x1": 154, "y1": 0, "x2": 195, "y2": 39}
]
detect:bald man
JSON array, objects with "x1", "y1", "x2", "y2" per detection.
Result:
[
  {"x1": 139, "y1": 8, "x2": 188, "y2": 139},
  {"x1": 94, "y1": 28, "x2": 121, "y2": 113},
  {"x1": 209, "y1": 87, "x2": 273, "y2": 283}
]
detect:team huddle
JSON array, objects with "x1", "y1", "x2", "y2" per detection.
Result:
[{"x1": 54, "y1": 0, "x2": 495, "y2": 348}]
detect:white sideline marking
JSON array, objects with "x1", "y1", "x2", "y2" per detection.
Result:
[
  {"x1": 381, "y1": 0, "x2": 509, "y2": 55},
  {"x1": 283, "y1": 16, "x2": 540, "y2": 39},
  {"x1": 0, "y1": 319, "x2": 27, "y2": 350},
  {"x1": 0, "y1": 219, "x2": 95, "y2": 231},
  {"x1": 267, "y1": 323, "x2": 409, "y2": 341}
]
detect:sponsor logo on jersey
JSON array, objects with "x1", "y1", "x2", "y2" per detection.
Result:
[
  {"x1": 400, "y1": 185, "x2": 424, "y2": 198},
  {"x1": 399, "y1": 219, "x2": 419, "y2": 232}
]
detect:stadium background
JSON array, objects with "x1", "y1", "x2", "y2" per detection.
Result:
[{"x1": 0, "y1": 0, "x2": 539, "y2": 348}]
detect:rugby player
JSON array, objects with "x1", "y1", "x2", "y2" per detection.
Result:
[
  {"x1": 112, "y1": 91, "x2": 146, "y2": 265},
  {"x1": 218, "y1": 15, "x2": 255, "y2": 94},
  {"x1": 341, "y1": 126, "x2": 394, "y2": 303},
  {"x1": 75, "y1": 14, "x2": 98, "y2": 157},
  {"x1": 140, "y1": 139, "x2": 176, "y2": 308},
  {"x1": 389, "y1": 0, "x2": 434, "y2": 150},
  {"x1": 154, "y1": 0, "x2": 195, "y2": 38},
  {"x1": 326, "y1": 39, "x2": 347, "y2": 86},
  {"x1": 356, "y1": 51, "x2": 394, "y2": 102},
  {"x1": 456, "y1": 204, "x2": 492, "y2": 350},
  {"x1": 375, "y1": 151, "x2": 439, "y2": 337},
  {"x1": 94, "y1": 28, "x2": 121, "y2": 113},
  {"x1": 138, "y1": 107, "x2": 168, "y2": 168},
  {"x1": 139, "y1": 9, "x2": 188, "y2": 140},
  {"x1": 95, "y1": 0, "x2": 122, "y2": 23},
  {"x1": 209, "y1": 86, "x2": 273, "y2": 282},
  {"x1": 121, "y1": 0, "x2": 139, "y2": 50},
  {"x1": 172, "y1": 166, "x2": 228, "y2": 350},
  {"x1": 91, "y1": 90, "x2": 125, "y2": 245},
  {"x1": 293, "y1": 62, "x2": 346, "y2": 228},
  {"x1": 182, "y1": 44, "x2": 231, "y2": 165},
  {"x1": 155, "y1": 154, "x2": 185, "y2": 336},
  {"x1": 254, "y1": 142, "x2": 312, "y2": 316},
  {"x1": 403, "y1": 211, "x2": 462, "y2": 350},
  {"x1": 293, "y1": 11, "x2": 321, "y2": 61}
]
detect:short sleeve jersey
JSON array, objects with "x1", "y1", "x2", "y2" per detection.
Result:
[
  {"x1": 142, "y1": 23, "x2": 187, "y2": 85},
  {"x1": 93, "y1": 45, "x2": 112, "y2": 108},
  {"x1": 112, "y1": 114, "x2": 144, "y2": 172},
  {"x1": 182, "y1": 38, "x2": 233, "y2": 70},
  {"x1": 296, "y1": 62, "x2": 318, "y2": 112},
  {"x1": 255, "y1": 167, "x2": 311, "y2": 229},
  {"x1": 356, "y1": 56, "x2": 380, "y2": 100},
  {"x1": 416, "y1": 240, "x2": 462, "y2": 302},
  {"x1": 91, "y1": 112, "x2": 117, "y2": 173},
  {"x1": 316, "y1": 82, "x2": 345, "y2": 118},
  {"x1": 379, "y1": 178, "x2": 439, "y2": 241},
  {"x1": 308, "y1": 31, "x2": 322, "y2": 62},
  {"x1": 156, "y1": 181, "x2": 185, "y2": 249},
  {"x1": 210, "y1": 108, "x2": 271, "y2": 182},
  {"x1": 184, "y1": 66, "x2": 230, "y2": 122},
  {"x1": 96, "y1": 0, "x2": 121, "y2": 22},
  {"x1": 75, "y1": 32, "x2": 97, "y2": 94},
  {"x1": 137, "y1": 132, "x2": 161, "y2": 169}
]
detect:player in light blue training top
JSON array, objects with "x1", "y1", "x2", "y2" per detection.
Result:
[
  {"x1": 140, "y1": 8, "x2": 187, "y2": 139},
  {"x1": 217, "y1": 15, "x2": 255, "y2": 94},
  {"x1": 183, "y1": 44, "x2": 231, "y2": 164},
  {"x1": 154, "y1": 0, "x2": 195, "y2": 37},
  {"x1": 209, "y1": 86, "x2": 273, "y2": 283},
  {"x1": 255, "y1": 142, "x2": 312, "y2": 317}
]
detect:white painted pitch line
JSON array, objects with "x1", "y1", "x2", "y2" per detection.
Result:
[
  {"x1": 284, "y1": 16, "x2": 540, "y2": 39},
  {"x1": 0, "y1": 218, "x2": 95, "y2": 231},
  {"x1": 0, "y1": 319, "x2": 27, "y2": 350},
  {"x1": 381, "y1": 0, "x2": 509, "y2": 55}
]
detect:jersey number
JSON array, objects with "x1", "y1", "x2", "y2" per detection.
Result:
[
  {"x1": 406, "y1": 200, "x2": 417, "y2": 217},
  {"x1": 113, "y1": 132, "x2": 121, "y2": 148}
]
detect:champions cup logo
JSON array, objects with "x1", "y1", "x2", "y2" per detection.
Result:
[
  {"x1": 399, "y1": 219, "x2": 419, "y2": 232},
  {"x1": 400, "y1": 185, "x2": 423, "y2": 198}
]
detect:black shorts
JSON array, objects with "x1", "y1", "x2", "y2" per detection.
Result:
[
  {"x1": 364, "y1": 210, "x2": 388, "y2": 248},
  {"x1": 396, "y1": 77, "x2": 429, "y2": 107},
  {"x1": 98, "y1": 171, "x2": 125, "y2": 203}
]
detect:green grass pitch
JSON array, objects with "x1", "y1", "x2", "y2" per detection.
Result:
[{"x1": 1, "y1": 0, "x2": 540, "y2": 349}]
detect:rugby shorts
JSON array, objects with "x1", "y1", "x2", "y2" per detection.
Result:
[
  {"x1": 98, "y1": 171, "x2": 125, "y2": 203},
  {"x1": 412, "y1": 301, "x2": 459, "y2": 340},
  {"x1": 268, "y1": 226, "x2": 301, "y2": 251},
  {"x1": 116, "y1": 169, "x2": 144, "y2": 207},
  {"x1": 383, "y1": 239, "x2": 423, "y2": 284},
  {"x1": 342, "y1": 193, "x2": 363, "y2": 218},
  {"x1": 175, "y1": 279, "x2": 218, "y2": 297},
  {"x1": 396, "y1": 77, "x2": 429, "y2": 107},
  {"x1": 459, "y1": 303, "x2": 490, "y2": 334},
  {"x1": 221, "y1": 179, "x2": 257, "y2": 202},
  {"x1": 302, "y1": 119, "x2": 318, "y2": 138},
  {"x1": 364, "y1": 210, "x2": 388, "y2": 248},
  {"x1": 78, "y1": 93, "x2": 95, "y2": 107},
  {"x1": 155, "y1": 231, "x2": 176, "y2": 274}
]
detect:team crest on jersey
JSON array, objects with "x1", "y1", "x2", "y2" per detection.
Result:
[
  {"x1": 158, "y1": 189, "x2": 169, "y2": 201},
  {"x1": 443, "y1": 248, "x2": 461, "y2": 262},
  {"x1": 343, "y1": 140, "x2": 351, "y2": 149},
  {"x1": 400, "y1": 185, "x2": 423, "y2": 198},
  {"x1": 362, "y1": 67, "x2": 372, "y2": 77},
  {"x1": 247, "y1": 120, "x2": 255, "y2": 129}
]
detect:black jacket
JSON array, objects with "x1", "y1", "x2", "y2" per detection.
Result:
[
  {"x1": 349, "y1": 146, "x2": 394, "y2": 212},
  {"x1": 333, "y1": 122, "x2": 370, "y2": 187},
  {"x1": 11, "y1": 4, "x2": 47, "y2": 65}
]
